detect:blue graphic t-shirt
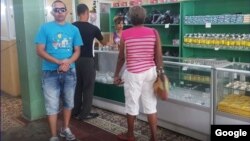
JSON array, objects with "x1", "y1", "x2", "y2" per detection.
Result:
[{"x1": 35, "y1": 21, "x2": 83, "y2": 70}]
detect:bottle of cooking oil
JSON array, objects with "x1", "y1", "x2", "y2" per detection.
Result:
[
  {"x1": 188, "y1": 33, "x2": 193, "y2": 44},
  {"x1": 197, "y1": 33, "x2": 202, "y2": 45},
  {"x1": 246, "y1": 34, "x2": 250, "y2": 48},
  {"x1": 214, "y1": 34, "x2": 220, "y2": 46},
  {"x1": 225, "y1": 34, "x2": 231, "y2": 47},
  {"x1": 193, "y1": 33, "x2": 198, "y2": 45},
  {"x1": 229, "y1": 34, "x2": 236, "y2": 48},
  {"x1": 205, "y1": 34, "x2": 211, "y2": 47},
  {"x1": 201, "y1": 33, "x2": 206, "y2": 46},
  {"x1": 184, "y1": 34, "x2": 189, "y2": 44},
  {"x1": 241, "y1": 34, "x2": 246, "y2": 48},
  {"x1": 220, "y1": 34, "x2": 225, "y2": 47},
  {"x1": 210, "y1": 33, "x2": 215, "y2": 46},
  {"x1": 235, "y1": 34, "x2": 241, "y2": 48}
]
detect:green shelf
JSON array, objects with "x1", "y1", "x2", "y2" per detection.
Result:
[
  {"x1": 162, "y1": 44, "x2": 179, "y2": 48},
  {"x1": 112, "y1": 24, "x2": 179, "y2": 27},
  {"x1": 183, "y1": 45, "x2": 250, "y2": 52},
  {"x1": 111, "y1": 2, "x2": 180, "y2": 9},
  {"x1": 142, "y1": 2, "x2": 180, "y2": 7},
  {"x1": 184, "y1": 23, "x2": 250, "y2": 26},
  {"x1": 145, "y1": 24, "x2": 179, "y2": 26}
]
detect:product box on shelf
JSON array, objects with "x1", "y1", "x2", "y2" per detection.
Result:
[
  {"x1": 113, "y1": 2, "x2": 119, "y2": 7},
  {"x1": 129, "y1": 0, "x2": 142, "y2": 6},
  {"x1": 244, "y1": 14, "x2": 250, "y2": 23},
  {"x1": 150, "y1": 0, "x2": 158, "y2": 4},
  {"x1": 120, "y1": 1, "x2": 128, "y2": 7},
  {"x1": 158, "y1": 0, "x2": 165, "y2": 3},
  {"x1": 172, "y1": 39, "x2": 180, "y2": 46}
]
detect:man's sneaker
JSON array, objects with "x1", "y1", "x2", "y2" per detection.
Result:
[
  {"x1": 59, "y1": 128, "x2": 76, "y2": 141},
  {"x1": 49, "y1": 136, "x2": 59, "y2": 141}
]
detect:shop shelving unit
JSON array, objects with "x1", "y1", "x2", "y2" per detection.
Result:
[
  {"x1": 109, "y1": 2, "x2": 181, "y2": 57},
  {"x1": 181, "y1": 0, "x2": 250, "y2": 62}
]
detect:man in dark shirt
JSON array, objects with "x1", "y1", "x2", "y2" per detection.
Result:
[{"x1": 72, "y1": 4, "x2": 105, "y2": 120}]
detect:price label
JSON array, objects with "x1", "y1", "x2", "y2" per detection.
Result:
[
  {"x1": 205, "y1": 22, "x2": 211, "y2": 28},
  {"x1": 233, "y1": 73, "x2": 237, "y2": 79},
  {"x1": 214, "y1": 47, "x2": 219, "y2": 51},
  {"x1": 234, "y1": 90, "x2": 240, "y2": 95},
  {"x1": 165, "y1": 24, "x2": 170, "y2": 28},
  {"x1": 182, "y1": 66, "x2": 188, "y2": 71},
  {"x1": 240, "y1": 74, "x2": 246, "y2": 81},
  {"x1": 180, "y1": 81, "x2": 184, "y2": 85}
]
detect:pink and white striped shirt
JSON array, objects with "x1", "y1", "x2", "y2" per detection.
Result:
[{"x1": 121, "y1": 26, "x2": 156, "y2": 73}]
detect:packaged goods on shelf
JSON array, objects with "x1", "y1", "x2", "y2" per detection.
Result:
[
  {"x1": 172, "y1": 39, "x2": 179, "y2": 46},
  {"x1": 244, "y1": 14, "x2": 250, "y2": 23},
  {"x1": 182, "y1": 58, "x2": 230, "y2": 67},
  {"x1": 183, "y1": 33, "x2": 250, "y2": 50},
  {"x1": 120, "y1": 1, "x2": 128, "y2": 7},
  {"x1": 129, "y1": 0, "x2": 142, "y2": 6},
  {"x1": 150, "y1": 0, "x2": 158, "y2": 4},
  {"x1": 113, "y1": 2, "x2": 119, "y2": 7},
  {"x1": 184, "y1": 14, "x2": 249, "y2": 25}
]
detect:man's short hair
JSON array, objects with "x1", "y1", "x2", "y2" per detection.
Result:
[
  {"x1": 51, "y1": 0, "x2": 66, "y2": 8},
  {"x1": 128, "y1": 6, "x2": 146, "y2": 26},
  {"x1": 77, "y1": 4, "x2": 89, "y2": 16}
]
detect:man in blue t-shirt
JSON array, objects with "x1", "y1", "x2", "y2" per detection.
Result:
[{"x1": 35, "y1": 1, "x2": 83, "y2": 141}]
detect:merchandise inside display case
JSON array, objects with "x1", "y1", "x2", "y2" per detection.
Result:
[
  {"x1": 215, "y1": 63, "x2": 250, "y2": 118},
  {"x1": 94, "y1": 51, "x2": 125, "y2": 103},
  {"x1": 164, "y1": 57, "x2": 229, "y2": 107}
]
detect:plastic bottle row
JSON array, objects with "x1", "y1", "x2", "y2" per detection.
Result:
[{"x1": 183, "y1": 33, "x2": 250, "y2": 49}]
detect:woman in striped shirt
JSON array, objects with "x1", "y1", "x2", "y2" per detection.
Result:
[{"x1": 114, "y1": 6, "x2": 164, "y2": 141}]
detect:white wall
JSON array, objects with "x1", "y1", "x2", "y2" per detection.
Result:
[{"x1": 1, "y1": 0, "x2": 16, "y2": 40}]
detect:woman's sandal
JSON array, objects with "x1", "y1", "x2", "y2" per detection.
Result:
[{"x1": 116, "y1": 132, "x2": 135, "y2": 141}]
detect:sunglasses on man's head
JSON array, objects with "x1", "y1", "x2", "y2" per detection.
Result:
[{"x1": 53, "y1": 7, "x2": 67, "y2": 13}]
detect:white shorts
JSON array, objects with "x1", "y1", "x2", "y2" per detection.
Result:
[{"x1": 123, "y1": 66, "x2": 157, "y2": 115}]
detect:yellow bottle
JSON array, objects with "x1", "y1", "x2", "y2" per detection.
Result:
[
  {"x1": 214, "y1": 34, "x2": 220, "y2": 45},
  {"x1": 201, "y1": 34, "x2": 206, "y2": 45},
  {"x1": 241, "y1": 34, "x2": 246, "y2": 47},
  {"x1": 229, "y1": 38, "x2": 236, "y2": 47},
  {"x1": 184, "y1": 34, "x2": 188, "y2": 44},
  {"x1": 225, "y1": 34, "x2": 230, "y2": 47},
  {"x1": 205, "y1": 34, "x2": 211, "y2": 45},
  {"x1": 246, "y1": 35, "x2": 250, "y2": 48},
  {"x1": 220, "y1": 34, "x2": 225, "y2": 46}
]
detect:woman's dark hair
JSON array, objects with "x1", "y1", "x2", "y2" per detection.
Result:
[
  {"x1": 113, "y1": 16, "x2": 124, "y2": 25},
  {"x1": 128, "y1": 6, "x2": 146, "y2": 26},
  {"x1": 77, "y1": 4, "x2": 89, "y2": 16}
]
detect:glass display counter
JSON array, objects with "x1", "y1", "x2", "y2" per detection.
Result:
[
  {"x1": 214, "y1": 63, "x2": 250, "y2": 124},
  {"x1": 153, "y1": 57, "x2": 229, "y2": 140},
  {"x1": 92, "y1": 52, "x2": 249, "y2": 140},
  {"x1": 93, "y1": 50, "x2": 125, "y2": 103}
]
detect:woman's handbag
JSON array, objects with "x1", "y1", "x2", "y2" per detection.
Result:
[
  {"x1": 153, "y1": 74, "x2": 169, "y2": 100},
  {"x1": 153, "y1": 28, "x2": 169, "y2": 100}
]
